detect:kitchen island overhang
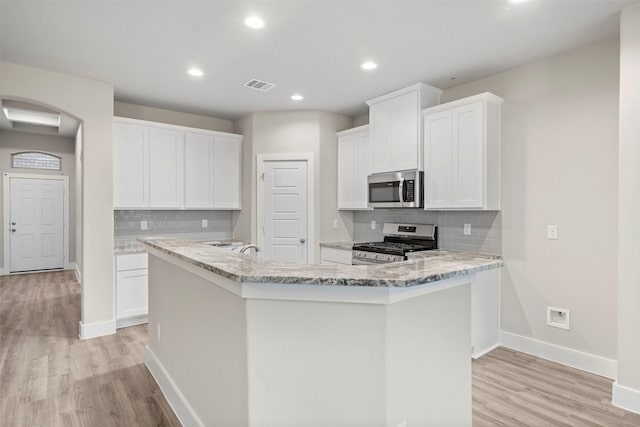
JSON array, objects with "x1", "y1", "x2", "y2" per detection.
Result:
[{"x1": 140, "y1": 238, "x2": 502, "y2": 427}]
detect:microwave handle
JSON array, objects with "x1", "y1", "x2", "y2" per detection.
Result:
[{"x1": 398, "y1": 178, "x2": 405, "y2": 204}]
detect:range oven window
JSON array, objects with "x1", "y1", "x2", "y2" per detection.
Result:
[{"x1": 369, "y1": 181, "x2": 401, "y2": 203}]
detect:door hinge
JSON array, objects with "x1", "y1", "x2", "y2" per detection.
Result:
[{"x1": 261, "y1": 172, "x2": 267, "y2": 181}]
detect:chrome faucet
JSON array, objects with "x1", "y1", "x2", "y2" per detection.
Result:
[{"x1": 239, "y1": 244, "x2": 260, "y2": 254}]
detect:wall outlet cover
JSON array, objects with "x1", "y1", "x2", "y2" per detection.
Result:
[
  {"x1": 371, "y1": 220, "x2": 376, "y2": 230},
  {"x1": 547, "y1": 306, "x2": 570, "y2": 330},
  {"x1": 202, "y1": 219, "x2": 208, "y2": 228},
  {"x1": 547, "y1": 224, "x2": 558, "y2": 239},
  {"x1": 464, "y1": 223, "x2": 471, "y2": 235},
  {"x1": 333, "y1": 219, "x2": 339, "y2": 229},
  {"x1": 141, "y1": 220, "x2": 148, "y2": 230}
]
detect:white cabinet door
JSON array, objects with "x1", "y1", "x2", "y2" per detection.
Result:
[
  {"x1": 149, "y1": 128, "x2": 185, "y2": 208},
  {"x1": 423, "y1": 93, "x2": 502, "y2": 210},
  {"x1": 116, "y1": 269, "x2": 149, "y2": 319},
  {"x1": 424, "y1": 110, "x2": 453, "y2": 209},
  {"x1": 452, "y1": 102, "x2": 484, "y2": 208},
  {"x1": 113, "y1": 122, "x2": 149, "y2": 208},
  {"x1": 185, "y1": 132, "x2": 215, "y2": 208},
  {"x1": 338, "y1": 126, "x2": 370, "y2": 210},
  {"x1": 391, "y1": 90, "x2": 419, "y2": 171},
  {"x1": 354, "y1": 130, "x2": 372, "y2": 208},
  {"x1": 337, "y1": 134, "x2": 355, "y2": 209},
  {"x1": 212, "y1": 136, "x2": 242, "y2": 209},
  {"x1": 370, "y1": 101, "x2": 393, "y2": 173}
]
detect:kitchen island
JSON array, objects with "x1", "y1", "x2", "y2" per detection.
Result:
[{"x1": 141, "y1": 238, "x2": 502, "y2": 427}]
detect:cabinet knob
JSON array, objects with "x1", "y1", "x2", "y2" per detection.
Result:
[{"x1": 300, "y1": 238, "x2": 306, "y2": 244}]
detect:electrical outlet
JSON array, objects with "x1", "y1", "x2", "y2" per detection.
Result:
[
  {"x1": 333, "y1": 219, "x2": 339, "y2": 229},
  {"x1": 202, "y1": 219, "x2": 208, "y2": 228},
  {"x1": 463, "y1": 223, "x2": 471, "y2": 235},
  {"x1": 547, "y1": 225, "x2": 558, "y2": 239},
  {"x1": 371, "y1": 220, "x2": 376, "y2": 230},
  {"x1": 156, "y1": 323, "x2": 161, "y2": 340},
  {"x1": 141, "y1": 220, "x2": 148, "y2": 230}
]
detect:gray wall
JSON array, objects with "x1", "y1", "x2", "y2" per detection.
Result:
[
  {"x1": 114, "y1": 210, "x2": 233, "y2": 238},
  {"x1": 353, "y1": 210, "x2": 501, "y2": 255},
  {"x1": 114, "y1": 101, "x2": 234, "y2": 133},
  {"x1": 442, "y1": 37, "x2": 620, "y2": 360},
  {"x1": 2, "y1": 61, "x2": 115, "y2": 329},
  {"x1": 233, "y1": 111, "x2": 353, "y2": 263},
  {"x1": 0, "y1": 129, "x2": 77, "y2": 266},
  {"x1": 617, "y1": 2, "x2": 640, "y2": 401}
]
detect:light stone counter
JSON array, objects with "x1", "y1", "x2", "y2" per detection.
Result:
[
  {"x1": 115, "y1": 233, "x2": 246, "y2": 255},
  {"x1": 318, "y1": 240, "x2": 355, "y2": 251},
  {"x1": 140, "y1": 238, "x2": 502, "y2": 288}
]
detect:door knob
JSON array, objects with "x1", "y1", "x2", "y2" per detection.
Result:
[
  {"x1": 11, "y1": 229, "x2": 16, "y2": 232},
  {"x1": 300, "y1": 238, "x2": 306, "y2": 243},
  {"x1": 11, "y1": 222, "x2": 16, "y2": 225}
]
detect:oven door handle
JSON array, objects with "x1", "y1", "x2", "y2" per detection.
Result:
[{"x1": 398, "y1": 178, "x2": 405, "y2": 205}]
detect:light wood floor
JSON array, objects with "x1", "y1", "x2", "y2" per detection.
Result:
[{"x1": 2, "y1": 271, "x2": 639, "y2": 426}]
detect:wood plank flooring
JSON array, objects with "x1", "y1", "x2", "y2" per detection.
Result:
[{"x1": 1, "y1": 271, "x2": 639, "y2": 426}]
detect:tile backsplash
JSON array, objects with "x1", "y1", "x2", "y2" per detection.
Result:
[
  {"x1": 353, "y1": 209, "x2": 501, "y2": 254},
  {"x1": 114, "y1": 210, "x2": 234, "y2": 238}
]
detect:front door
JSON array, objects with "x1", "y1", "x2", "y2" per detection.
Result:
[
  {"x1": 10, "y1": 178, "x2": 64, "y2": 272},
  {"x1": 262, "y1": 160, "x2": 308, "y2": 264}
]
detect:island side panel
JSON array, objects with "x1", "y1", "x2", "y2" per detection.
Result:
[
  {"x1": 245, "y1": 299, "x2": 387, "y2": 425},
  {"x1": 146, "y1": 254, "x2": 249, "y2": 426},
  {"x1": 386, "y1": 282, "x2": 472, "y2": 426}
]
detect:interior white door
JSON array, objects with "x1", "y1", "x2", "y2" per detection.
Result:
[
  {"x1": 262, "y1": 160, "x2": 308, "y2": 264},
  {"x1": 10, "y1": 178, "x2": 64, "y2": 272}
]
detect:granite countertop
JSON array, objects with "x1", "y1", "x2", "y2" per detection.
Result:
[
  {"x1": 115, "y1": 233, "x2": 248, "y2": 255},
  {"x1": 140, "y1": 238, "x2": 503, "y2": 288},
  {"x1": 319, "y1": 241, "x2": 355, "y2": 251}
]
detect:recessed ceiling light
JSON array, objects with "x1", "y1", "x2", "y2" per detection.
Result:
[
  {"x1": 361, "y1": 61, "x2": 378, "y2": 70},
  {"x1": 291, "y1": 94, "x2": 304, "y2": 101},
  {"x1": 244, "y1": 16, "x2": 265, "y2": 29},
  {"x1": 187, "y1": 67, "x2": 204, "y2": 77},
  {"x1": 3, "y1": 107, "x2": 60, "y2": 127}
]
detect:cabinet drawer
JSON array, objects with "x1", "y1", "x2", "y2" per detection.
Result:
[{"x1": 116, "y1": 253, "x2": 148, "y2": 271}]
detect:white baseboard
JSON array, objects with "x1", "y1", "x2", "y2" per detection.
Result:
[
  {"x1": 116, "y1": 314, "x2": 148, "y2": 329},
  {"x1": 79, "y1": 318, "x2": 116, "y2": 339},
  {"x1": 472, "y1": 342, "x2": 501, "y2": 360},
  {"x1": 500, "y1": 331, "x2": 617, "y2": 379},
  {"x1": 145, "y1": 346, "x2": 205, "y2": 427},
  {"x1": 73, "y1": 264, "x2": 82, "y2": 283},
  {"x1": 612, "y1": 381, "x2": 640, "y2": 414},
  {"x1": 64, "y1": 262, "x2": 76, "y2": 271}
]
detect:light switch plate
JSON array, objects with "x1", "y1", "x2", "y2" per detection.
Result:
[
  {"x1": 141, "y1": 220, "x2": 148, "y2": 230},
  {"x1": 202, "y1": 219, "x2": 208, "y2": 228},
  {"x1": 333, "y1": 219, "x2": 339, "y2": 229},
  {"x1": 464, "y1": 224, "x2": 471, "y2": 235},
  {"x1": 547, "y1": 225, "x2": 558, "y2": 239},
  {"x1": 371, "y1": 220, "x2": 376, "y2": 230}
]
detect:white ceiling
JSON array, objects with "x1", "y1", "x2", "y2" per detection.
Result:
[{"x1": 0, "y1": 1, "x2": 632, "y2": 120}]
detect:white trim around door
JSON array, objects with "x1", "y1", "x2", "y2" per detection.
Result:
[
  {"x1": 256, "y1": 153, "x2": 315, "y2": 264},
  {"x1": 2, "y1": 172, "x2": 71, "y2": 275}
]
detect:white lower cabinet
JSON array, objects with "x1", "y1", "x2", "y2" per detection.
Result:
[
  {"x1": 320, "y1": 247, "x2": 352, "y2": 265},
  {"x1": 115, "y1": 253, "x2": 148, "y2": 328},
  {"x1": 471, "y1": 268, "x2": 500, "y2": 359}
]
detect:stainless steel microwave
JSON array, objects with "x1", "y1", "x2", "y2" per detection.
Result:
[{"x1": 367, "y1": 170, "x2": 423, "y2": 208}]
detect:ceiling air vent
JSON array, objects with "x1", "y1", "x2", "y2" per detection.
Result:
[{"x1": 244, "y1": 79, "x2": 276, "y2": 92}]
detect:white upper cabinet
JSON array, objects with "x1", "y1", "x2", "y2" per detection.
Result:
[
  {"x1": 149, "y1": 127, "x2": 184, "y2": 208},
  {"x1": 337, "y1": 125, "x2": 371, "y2": 210},
  {"x1": 113, "y1": 122, "x2": 149, "y2": 208},
  {"x1": 184, "y1": 132, "x2": 215, "y2": 208},
  {"x1": 212, "y1": 135, "x2": 242, "y2": 209},
  {"x1": 366, "y1": 83, "x2": 442, "y2": 173},
  {"x1": 113, "y1": 117, "x2": 242, "y2": 210},
  {"x1": 423, "y1": 92, "x2": 504, "y2": 210}
]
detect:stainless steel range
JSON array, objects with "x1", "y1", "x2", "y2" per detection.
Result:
[{"x1": 352, "y1": 223, "x2": 437, "y2": 265}]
